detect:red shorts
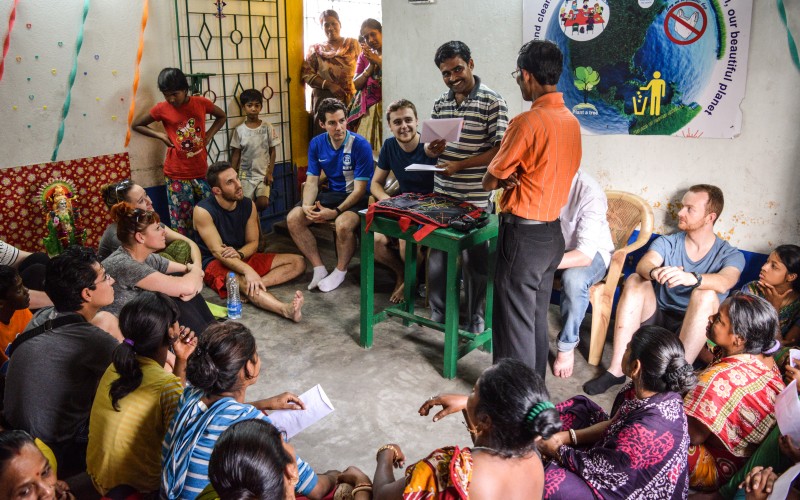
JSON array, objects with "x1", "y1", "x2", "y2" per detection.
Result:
[{"x1": 204, "y1": 253, "x2": 277, "y2": 298}]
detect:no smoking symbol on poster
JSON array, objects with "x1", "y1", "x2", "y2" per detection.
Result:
[{"x1": 664, "y1": 1, "x2": 707, "y2": 45}]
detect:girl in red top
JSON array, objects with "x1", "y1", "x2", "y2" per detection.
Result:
[{"x1": 133, "y1": 68, "x2": 226, "y2": 236}]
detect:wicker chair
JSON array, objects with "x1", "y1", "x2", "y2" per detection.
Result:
[{"x1": 586, "y1": 191, "x2": 654, "y2": 365}]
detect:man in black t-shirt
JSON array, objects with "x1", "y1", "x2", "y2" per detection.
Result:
[
  {"x1": 4, "y1": 246, "x2": 119, "y2": 477},
  {"x1": 194, "y1": 162, "x2": 306, "y2": 322}
]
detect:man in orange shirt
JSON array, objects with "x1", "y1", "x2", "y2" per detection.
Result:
[
  {"x1": 0, "y1": 266, "x2": 33, "y2": 366},
  {"x1": 482, "y1": 40, "x2": 582, "y2": 379}
]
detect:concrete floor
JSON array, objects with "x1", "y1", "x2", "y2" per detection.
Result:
[{"x1": 204, "y1": 231, "x2": 619, "y2": 475}]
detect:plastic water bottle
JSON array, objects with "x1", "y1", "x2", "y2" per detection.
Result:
[{"x1": 227, "y1": 272, "x2": 242, "y2": 319}]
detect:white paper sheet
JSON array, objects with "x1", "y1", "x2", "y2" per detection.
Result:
[
  {"x1": 266, "y1": 384, "x2": 334, "y2": 440},
  {"x1": 789, "y1": 348, "x2": 800, "y2": 368},
  {"x1": 405, "y1": 164, "x2": 446, "y2": 172},
  {"x1": 775, "y1": 380, "x2": 800, "y2": 442},
  {"x1": 420, "y1": 118, "x2": 463, "y2": 143},
  {"x1": 768, "y1": 461, "x2": 800, "y2": 499}
]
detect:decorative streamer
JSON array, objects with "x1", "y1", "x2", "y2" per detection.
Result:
[
  {"x1": 51, "y1": 0, "x2": 90, "y2": 161},
  {"x1": 125, "y1": 0, "x2": 148, "y2": 147},
  {"x1": 0, "y1": 0, "x2": 21, "y2": 83},
  {"x1": 777, "y1": 0, "x2": 799, "y2": 72}
]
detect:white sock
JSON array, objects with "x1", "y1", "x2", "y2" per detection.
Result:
[
  {"x1": 308, "y1": 266, "x2": 329, "y2": 290},
  {"x1": 318, "y1": 268, "x2": 347, "y2": 292}
]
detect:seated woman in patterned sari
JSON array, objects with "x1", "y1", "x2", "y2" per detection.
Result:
[
  {"x1": 371, "y1": 358, "x2": 562, "y2": 499},
  {"x1": 538, "y1": 325, "x2": 697, "y2": 499},
  {"x1": 685, "y1": 292, "x2": 785, "y2": 491}
]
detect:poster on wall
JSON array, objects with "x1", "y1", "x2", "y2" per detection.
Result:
[{"x1": 522, "y1": 0, "x2": 752, "y2": 138}]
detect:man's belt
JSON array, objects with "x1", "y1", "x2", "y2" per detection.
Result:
[{"x1": 499, "y1": 213, "x2": 557, "y2": 225}]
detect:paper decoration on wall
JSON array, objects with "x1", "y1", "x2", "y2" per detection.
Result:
[
  {"x1": 42, "y1": 105, "x2": 47, "y2": 110},
  {"x1": 51, "y1": 68, "x2": 56, "y2": 75},
  {"x1": 25, "y1": 23, "x2": 30, "y2": 29},
  {"x1": 51, "y1": 0, "x2": 91, "y2": 161},
  {"x1": 522, "y1": 0, "x2": 753, "y2": 138},
  {"x1": 58, "y1": 41, "x2": 64, "y2": 47},
  {"x1": 111, "y1": 69, "x2": 117, "y2": 75},
  {"x1": 15, "y1": 56, "x2": 20, "y2": 62},
  {"x1": 124, "y1": 0, "x2": 149, "y2": 147},
  {"x1": 0, "y1": 153, "x2": 131, "y2": 251},
  {"x1": 0, "y1": 0, "x2": 21, "y2": 83},
  {"x1": 94, "y1": 54, "x2": 99, "y2": 60}
]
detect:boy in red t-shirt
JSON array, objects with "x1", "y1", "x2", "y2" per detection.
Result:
[
  {"x1": 0, "y1": 265, "x2": 33, "y2": 365},
  {"x1": 133, "y1": 67, "x2": 227, "y2": 236}
]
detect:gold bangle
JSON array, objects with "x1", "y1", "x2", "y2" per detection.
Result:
[
  {"x1": 376, "y1": 444, "x2": 397, "y2": 462},
  {"x1": 352, "y1": 485, "x2": 373, "y2": 495},
  {"x1": 569, "y1": 428, "x2": 578, "y2": 446}
]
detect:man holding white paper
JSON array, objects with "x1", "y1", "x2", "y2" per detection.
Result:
[
  {"x1": 426, "y1": 41, "x2": 508, "y2": 332},
  {"x1": 371, "y1": 99, "x2": 438, "y2": 302}
]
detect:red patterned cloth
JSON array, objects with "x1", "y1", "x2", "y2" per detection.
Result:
[{"x1": 0, "y1": 153, "x2": 131, "y2": 251}]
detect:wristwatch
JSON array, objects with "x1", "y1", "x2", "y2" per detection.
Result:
[
  {"x1": 237, "y1": 250, "x2": 245, "y2": 260},
  {"x1": 689, "y1": 271, "x2": 702, "y2": 289}
]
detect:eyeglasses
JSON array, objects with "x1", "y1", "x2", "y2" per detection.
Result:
[
  {"x1": 511, "y1": 69, "x2": 521, "y2": 79},
  {"x1": 132, "y1": 207, "x2": 154, "y2": 226},
  {"x1": 114, "y1": 179, "x2": 133, "y2": 202},
  {"x1": 94, "y1": 268, "x2": 113, "y2": 285}
]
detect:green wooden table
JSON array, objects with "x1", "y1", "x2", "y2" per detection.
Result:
[{"x1": 359, "y1": 211, "x2": 499, "y2": 379}]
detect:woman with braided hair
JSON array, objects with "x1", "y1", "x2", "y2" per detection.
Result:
[
  {"x1": 538, "y1": 325, "x2": 697, "y2": 499},
  {"x1": 372, "y1": 358, "x2": 561, "y2": 499}
]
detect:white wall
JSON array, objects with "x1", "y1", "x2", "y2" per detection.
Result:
[
  {"x1": 0, "y1": 0, "x2": 177, "y2": 186},
  {"x1": 383, "y1": 0, "x2": 800, "y2": 253}
]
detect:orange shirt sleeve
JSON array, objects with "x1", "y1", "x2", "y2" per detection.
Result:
[{"x1": 487, "y1": 116, "x2": 530, "y2": 180}]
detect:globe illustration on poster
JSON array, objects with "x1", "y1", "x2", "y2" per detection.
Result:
[{"x1": 545, "y1": 0, "x2": 722, "y2": 135}]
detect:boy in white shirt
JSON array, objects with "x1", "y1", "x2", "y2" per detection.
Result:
[{"x1": 230, "y1": 89, "x2": 282, "y2": 212}]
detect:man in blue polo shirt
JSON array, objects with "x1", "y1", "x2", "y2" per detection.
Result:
[{"x1": 287, "y1": 98, "x2": 374, "y2": 292}]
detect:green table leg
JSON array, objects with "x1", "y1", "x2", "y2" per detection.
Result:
[
  {"x1": 443, "y1": 249, "x2": 460, "y2": 379},
  {"x1": 484, "y1": 235, "x2": 497, "y2": 353},
  {"x1": 360, "y1": 220, "x2": 375, "y2": 348},
  {"x1": 402, "y1": 240, "x2": 417, "y2": 324}
]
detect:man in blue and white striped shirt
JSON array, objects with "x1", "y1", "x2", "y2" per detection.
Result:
[{"x1": 426, "y1": 41, "x2": 509, "y2": 333}]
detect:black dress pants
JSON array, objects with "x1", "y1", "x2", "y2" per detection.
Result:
[{"x1": 492, "y1": 220, "x2": 564, "y2": 380}]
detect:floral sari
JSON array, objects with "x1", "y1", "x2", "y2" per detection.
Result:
[
  {"x1": 403, "y1": 446, "x2": 472, "y2": 500},
  {"x1": 545, "y1": 384, "x2": 689, "y2": 499},
  {"x1": 684, "y1": 353, "x2": 784, "y2": 490}
]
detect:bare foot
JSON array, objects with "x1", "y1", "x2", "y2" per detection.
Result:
[
  {"x1": 282, "y1": 290, "x2": 304, "y2": 322},
  {"x1": 389, "y1": 281, "x2": 405, "y2": 303},
  {"x1": 553, "y1": 350, "x2": 574, "y2": 378}
]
